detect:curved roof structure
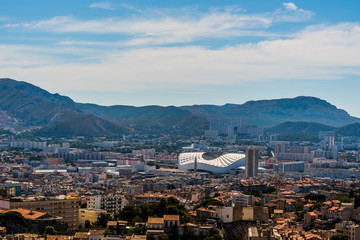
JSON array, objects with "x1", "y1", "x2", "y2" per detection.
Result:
[{"x1": 178, "y1": 152, "x2": 245, "y2": 173}]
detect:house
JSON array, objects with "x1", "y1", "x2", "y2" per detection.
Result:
[
  {"x1": 163, "y1": 215, "x2": 180, "y2": 230},
  {"x1": 304, "y1": 212, "x2": 318, "y2": 228},
  {"x1": 196, "y1": 207, "x2": 217, "y2": 219},
  {"x1": 46, "y1": 235, "x2": 73, "y2": 240},
  {"x1": 0, "y1": 227, "x2": 6, "y2": 237},
  {"x1": 74, "y1": 232, "x2": 89, "y2": 240},
  {"x1": 146, "y1": 217, "x2": 164, "y2": 239},
  {"x1": 179, "y1": 223, "x2": 215, "y2": 238},
  {"x1": 107, "y1": 221, "x2": 127, "y2": 234},
  {"x1": 88, "y1": 230, "x2": 105, "y2": 240}
]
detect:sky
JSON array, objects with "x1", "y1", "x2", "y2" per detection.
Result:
[{"x1": 1, "y1": 0, "x2": 360, "y2": 116}]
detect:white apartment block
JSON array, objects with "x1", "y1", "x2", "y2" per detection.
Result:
[
  {"x1": 87, "y1": 195, "x2": 126, "y2": 215},
  {"x1": 232, "y1": 193, "x2": 255, "y2": 207}
]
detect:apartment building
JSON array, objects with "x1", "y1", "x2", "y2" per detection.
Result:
[
  {"x1": 0, "y1": 197, "x2": 79, "y2": 229},
  {"x1": 79, "y1": 208, "x2": 107, "y2": 228},
  {"x1": 133, "y1": 193, "x2": 176, "y2": 207},
  {"x1": 232, "y1": 193, "x2": 255, "y2": 207},
  {"x1": 87, "y1": 195, "x2": 125, "y2": 215}
]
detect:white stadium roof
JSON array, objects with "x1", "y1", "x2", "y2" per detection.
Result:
[{"x1": 178, "y1": 152, "x2": 245, "y2": 174}]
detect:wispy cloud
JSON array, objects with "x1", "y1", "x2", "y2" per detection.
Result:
[
  {"x1": 0, "y1": 16, "x2": 10, "y2": 21},
  {"x1": 5, "y1": 4, "x2": 314, "y2": 46},
  {"x1": 1, "y1": 23, "x2": 360, "y2": 93},
  {"x1": 273, "y1": 2, "x2": 314, "y2": 22},
  {"x1": 283, "y1": 2, "x2": 298, "y2": 11},
  {"x1": 89, "y1": 2, "x2": 116, "y2": 10}
]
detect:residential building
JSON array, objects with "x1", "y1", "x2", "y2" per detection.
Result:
[
  {"x1": 133, "y1": 193, "x2": 176, "y2": 207},
  {"x1": 79, "y1": 208, "x2": 107, "y2": 228},
  {"x1": 146, "y1": 217, "x2": 164, "y2": 239},
  {"x1": 164, "y1": 215, "x2": 180, "y2": 230},
  {"x1": 0, "y1": 197, "x2": 80, "y2": 229},
  {"x1": 88, "y1": 230, "x2": 105, "y2": 240},
  {"x1": 232, "y1": 193, "x2": 255, "y2": 207},
  {"x1": 87, "y1": 195, "x2": 125, "y2": 215},
  {"x1": 246, "y1": 146, "x2": 259, "y2": 178}
]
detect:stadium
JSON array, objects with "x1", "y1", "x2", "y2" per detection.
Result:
[{"x1": 178, "y1": 152, "x2": 246, "y2": 174}]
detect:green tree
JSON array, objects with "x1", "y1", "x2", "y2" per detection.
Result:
[
  {"x1": 295, "y1": 203, "x2": 304, "y2": 212},
  {"x1": 169, "y1": 226, "x2": 179, "y2": 240},
  {"x1": 194, "y1": 196, "x2": 224, "y2": 209},
  {"x1": 355, "y1": 194, "x2": 360, "y2": 209},
  {"x1": 96, "y1": 213, "x2": 114, "y2": 228},
  {"x1": 167, "y1": 197, "x2": 180, "y2": 206},
  {"x1": 158, "y1": 198, "x2": 167, "y2": 212},
  {"x1": 244, "y1": 189, "x2": 262, "y2": 197},
  {"x1": 204, "y1": 234, "x2": 222, "y2": 240},
  {"x1": 44, "y1": 226, "x2": 57, "y2": 235},
  {"x1": 126, "y1": 225, "x2": 146, "y2": 236},
  {"x1": 105, "y1": 229, "x2": 113, "y2": 236},
  {"x1": 339, "y1": 196, "x2": 350, "y2": 203},
  {"x1": 165, "y1": 205, "x2": 179, "y2": 215},
  {"x1": 330, "y1": 234, "x2": 348, "y2": 240},
  {"x1": 296, "y1": 210, "x2": 306, "y2": 222},
  {"x1": 263, "y1": 186, "x2": 277, "y2": 194},
  {"x1": 168, "y1": 184, "x2": 176, "y2": 190},
  {"x1": 116, "y1": 205, "x2": 138, "y2": 222},
  {"x1": 349, "y1": 190, "x2": 355, "y2": 198},
  {"x1": 309, "y1": 203, "x2": 322, "y2": 212},
  {"x1": 304, "y1": 194, "x2": 326, "y2": 202},
  {"x1": 181, "y1": 225, "x2": 195, "y2": 240},
  {"x1": 158, "y1": 233, "x2": 169, "y2": 240},
  {"x1": 0, "y1": 211, "x2": 27, "y2": 233},
  {"x1": 85, "y1": 220, "x2": 91, "y2": 228},
  {"x1": 139, "y1": 204, "x2": 151, "y2": 222}
]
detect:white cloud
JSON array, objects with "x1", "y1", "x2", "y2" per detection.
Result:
[
  {"x1": 273, "y1": 2, "x2": 314, "y2": 22},
  {"x1": 5, "y1": 5, "x2": 313, "y2": 46},
  {"x1": 283, "y1": 2, "x2": 298, "y2": 11},
  {"x1": 1, "y1": 23, "x2": 360, "y2": 94},
  {"x1": 89, "y1": 2, "x2": 116, "y2": 10}
]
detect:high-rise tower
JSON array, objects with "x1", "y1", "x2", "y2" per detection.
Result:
[{"x1": 246, "y1": 146, "x2": 259, "y2": 178}]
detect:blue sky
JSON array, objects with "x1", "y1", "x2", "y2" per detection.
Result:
[{"x1": 1, "y1": 0, "x2": 360, "y2": 116}]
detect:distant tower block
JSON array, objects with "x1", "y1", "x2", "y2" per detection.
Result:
[
  {"x1": 194, "y1": 157, "x2": 198, "y2": 173},
  {"x1": 246, "y1": 146, "x2": 259, "y2": 178}
]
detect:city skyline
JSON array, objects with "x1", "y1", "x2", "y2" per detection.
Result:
[{"x1": 1, "y1": 1, "x2": 360, "y2": 116}]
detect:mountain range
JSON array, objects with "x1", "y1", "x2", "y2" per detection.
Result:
[
  {"x1": 0, "y1": 78, "x2": 359, "y2": 137},
  {"x1": 265, "y1": 121, "x2": 360, "y2": 141}
]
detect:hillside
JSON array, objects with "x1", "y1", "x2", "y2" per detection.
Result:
[
  {"x1": 265, "y1": 121, "x2": 360, "y2": 141},
  {"x1": 181, "y1": 97, "x2": 359, "y2": 127},
  {"x1": 0, "y1": 78, "x2": 359, "y2": 137},
  {"x1": 78, "y1": 103, "x2": 191, "y2": 119},
  {"x1": 277, "y1": 133, "x2": 320, "y2": 142},
  {"x1": 336, "y1": 123, "x2": 360, "y2": 137},
  {"x1": 120, "y1": 115, "x2": 209, "y2": 136},
  {"x1": 0, "y1": 78, "x2": 75, "y2": 126},
  {"x1": 265, "y1": 122, "x2": 336, "y2": 136},
  {"x1": 35, "y1": 112, "x2": 135, "y2": 137},
  {"x1": 80, "y1": 96, "x2": 360, "y2": 128}
]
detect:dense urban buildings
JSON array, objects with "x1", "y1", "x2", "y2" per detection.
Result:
[{"x1": 0, "y1": 96, "x2": 360, "y2": 240}]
